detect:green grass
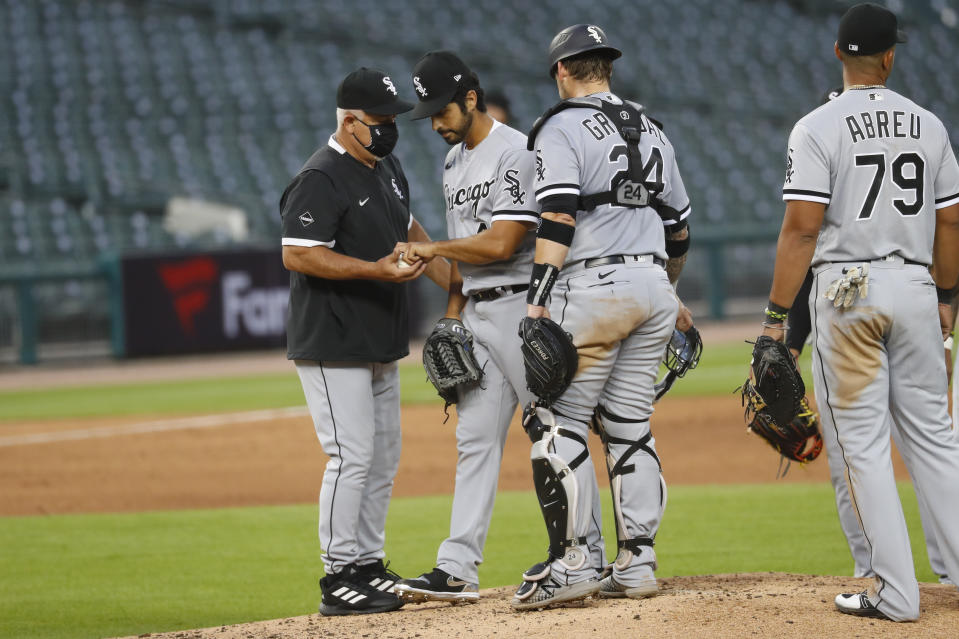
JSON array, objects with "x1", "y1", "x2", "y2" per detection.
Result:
[
  {"x1": 0, "y1": 364, "x2": 440, "y2": 422},
  {"x1": 0, "y1": 338, "x2": 799, "y2": 422},
  {"x1": 0, "y1": 482, "x2": 935, "y2": 639}
]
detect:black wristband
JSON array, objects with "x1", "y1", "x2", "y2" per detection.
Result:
[
  {"x1": 937, "y1": 286, "x2": 955, "y2": 305},
  {"x1": 665, "y1": 230, "x2": 690, "y2": 258},
  {"x1": 527, "y1": 262, "x2": 559, "y2": 306},
  {"x1": 538, "y1": 218, "x2": 575, "y2": 246},
  {"x1": 767, "y1": 300, "x2": 790, "y2": 315}
]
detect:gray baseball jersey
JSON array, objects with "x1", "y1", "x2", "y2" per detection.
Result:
[
  {"x1": 533, "y1": 92, "x2": 690, "y2": 262},
  {"x1": 423, "y1": 121, "x2": 606, "y2": 586},
  {"x1": 786, "y1": 86, "x2": 959, "y2": 621},
  {"x1": 784, "y1": 88, "x2": 959, "y2": 265},
  {"x1": 524, "y1": 91, "x2": 686, "y2": 591},
  {"x1": 443, "y1": 121, "x2": 538, "y2": 294}
]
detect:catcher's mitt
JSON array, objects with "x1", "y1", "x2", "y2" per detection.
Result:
[
  {"x1": 422, "y1": 318, "x2": 483, "y2": 411},
  {"x1": 519, "y1": 316, "x2": 578, "y2": 406},
  {"x1": 747, "y1": 396, "x2": 823, "y2": 463}
]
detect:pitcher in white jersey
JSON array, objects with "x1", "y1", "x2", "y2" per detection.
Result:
[
  {"x1": 391, "y1": 51, "x2": 606, "y2": 604},
  {"x1": 759, "y1": 3, "x2": 959, "y2": 621},
  {"x1": 510, "y1": 24, "x2": 694, "y2": 611}
]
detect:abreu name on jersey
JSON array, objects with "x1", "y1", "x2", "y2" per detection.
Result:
[{"x1": 845, "y1": 107, "x2": 921, "y2": 144}]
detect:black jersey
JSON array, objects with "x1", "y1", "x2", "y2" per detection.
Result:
[{"x1": 280, "y1": 135, "x2": 413, "y2": 362}]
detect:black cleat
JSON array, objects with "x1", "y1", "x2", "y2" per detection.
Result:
[
  {"x1": 319, "y1": 565, "x2": 405, "y2": 616},
  {"x1": 394, "y1": 567, "x2": 479, "y2": 603}
]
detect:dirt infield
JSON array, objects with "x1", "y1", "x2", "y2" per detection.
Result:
[
  {"x1": 111, "y1": 574, "x2": 959, "y2": 639},
  {"x1": 1, "y1": 394, "x2": 912, "y2": 516}
]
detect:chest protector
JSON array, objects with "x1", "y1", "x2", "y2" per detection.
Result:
[{"x1": 527, "y1": 97, "x2": 665, "y2": 212}]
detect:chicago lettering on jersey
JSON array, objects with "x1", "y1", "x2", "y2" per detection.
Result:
[
  {"x1": 445, "y1": 178, "x2": 496, "y2": 216},
  {"x1": 845, "y1": 110, "x2": 921, "y2": 143}
]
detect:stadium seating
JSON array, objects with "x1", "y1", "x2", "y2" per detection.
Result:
[{"x1": 1, "y1": 0, "x2": 957, "y2": 302}]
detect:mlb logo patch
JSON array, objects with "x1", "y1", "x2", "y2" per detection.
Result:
[{"x1": 868, "y1": 93, "x2": 883, "y2": 101}]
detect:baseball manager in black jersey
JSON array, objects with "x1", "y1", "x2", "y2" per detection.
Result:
[{"x1": 280, "y1": 67, "x2": 449, "y2": 616}]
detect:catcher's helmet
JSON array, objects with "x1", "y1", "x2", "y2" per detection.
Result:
[{"x1": 547, "y1": 24, "x2": 622, "y2": 76}]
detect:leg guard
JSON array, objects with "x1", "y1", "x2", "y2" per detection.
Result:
[
  {"x1": 525, "y1": 405, "x2": 591, "y2": 563},
  {"x1": 593, "y1": 404, "x2": 667, "y2": 571}
]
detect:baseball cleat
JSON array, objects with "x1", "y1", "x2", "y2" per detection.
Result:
[
  {"x1": 834, "y1": 591, "x2": 889, "y2": 619},
  {"x1": 354, "y1": 559, "x2": 403, "y2": 593},
  {"x1": 394, "y1": 567, "x2": 479, "y2": 603},
  {"x1": 318, "y1": 566, "x2": 404, "y2": 616},
  {"x1": 598, "y1": 574, "x2": 658, "y2": 599},
  {"x1": 510, "y1": 577, "x2": 600, "y2": 611}
]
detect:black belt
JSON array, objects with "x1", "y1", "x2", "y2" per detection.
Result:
[
  {"x1": 471, "y1": 284, "x2": 529, "y2": 302},
  {"x1": 583, "y1": 254, "x2": 665, "y2": 269}
]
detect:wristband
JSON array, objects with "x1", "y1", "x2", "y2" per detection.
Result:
[
  {"x1": 936, "y1": 286, "x2": 954, "y2": 305},
  {"x1": 527, "y1": 262, "x2": 559, "y2": 306},
  {"x1": 665, "y1": 230, "x2": 690, "y2": 258},
  {"x1": 767, "y1": 300, "x2": 790, "y2": 315},
  {"x1": 538, "y1": 218, "x2": 575, "y2": 246}
]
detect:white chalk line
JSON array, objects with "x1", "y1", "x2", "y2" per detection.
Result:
[{"x1": 0, "y1": 406, "x2": 310, "y2": 447}]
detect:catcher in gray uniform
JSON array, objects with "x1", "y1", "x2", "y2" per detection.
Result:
[
  {"x1": 391, "y1": 51, "x2": 606, "y2": 603},
  {"x1": 760, "y1": 4, "x2": 959, "y2": 621},
  {"x1": 511, "y1": 24, "x2": 693, "y2": 610}
]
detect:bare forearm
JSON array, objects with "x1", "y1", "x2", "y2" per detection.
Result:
[
  {"x1": 769, "y1": 229, "x2": 818, "y2": 309},
  {"x1": 424, "y1": 257, "x2": 451, "y2": 290},
  {"x1": 409, "y1": 217, "x2": 451, "y2": 289},
  {"x1": 665, "y1": 254, "x2": 686, "y2": 286},
  {"x1": 283, "y1": 246, "x2": 379, "y2": 280},
  {"x1": 425, "y1": 236, "x2": 513, "y2": 264},
  {"x1": 445, "y1": 266, "x2": 468, "y2": 318},
  {"x1": 933, "y1": 203, "x2": 959, "y2": 290}
]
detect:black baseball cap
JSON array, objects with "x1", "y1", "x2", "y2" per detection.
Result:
[
  {"x1": 336, "y1": 67, "x2": 413, "y2": 115},
  {"x1": 837, "y1": 3, "x2": 906, "y2": 57},
  {"x1": 409, "y1": 51, "x2": 473, "y2": 120}
]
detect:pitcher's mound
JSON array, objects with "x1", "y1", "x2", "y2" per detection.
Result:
[{"x1": 116, "y1": 573, "x2": 958, "y2": 639}]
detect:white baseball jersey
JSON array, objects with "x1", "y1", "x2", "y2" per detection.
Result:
[
  {"x1": 783, "y1": 87, "x2": 959, "y2": 265},
  {"x1": 533, "y1": 92, "x2": 690, "y2": 262},
  {"x1": 443, "y1": 121, "x2": 538, "y2": 295}
]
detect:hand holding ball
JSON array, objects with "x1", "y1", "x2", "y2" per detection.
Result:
[{"x1": 397, "y1": 252, "x2": 411, "y2": 269}]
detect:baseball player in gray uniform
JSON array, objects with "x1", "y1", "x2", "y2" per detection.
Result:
[
  {"x1": 511, "y1": 25, "x2": 693, "y2": 610},
  {"x1": 760, "y1": 4, "x2": 959, "y2": 621},
  {"x1": 790, "y1": 87, "x2": 951, "y2": 586},
  {"x1": 390, "y1": 51, "x2": 605, "y2": 603}
]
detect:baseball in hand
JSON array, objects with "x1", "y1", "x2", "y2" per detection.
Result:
[{"x1": 397, "y1": 252, "x2": 411, "y2": 269}]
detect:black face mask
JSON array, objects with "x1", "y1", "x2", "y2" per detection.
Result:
[{"x1": 353, "y1": 118, "x2": 398, "y2": 159}]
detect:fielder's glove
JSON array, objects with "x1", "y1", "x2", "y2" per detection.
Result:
[
  {"x1": 740, "y1": 335, "x2": 806, "y2": 455},
  {"x1": 518, "y1": 316, "x2": 578, "y2": 406},
  {"x1": 422, "y1": 318, "x2": 483, "y2": 412},
  {"x1": 747, "y1": 396, "x2": 823, "y2": 464},
  {"x1": 824, "y1": 264, "x2": 869, "y2": 309}
]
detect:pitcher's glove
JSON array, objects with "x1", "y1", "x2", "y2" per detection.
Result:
[
  {"x1": 422, "y1": 318, "x2": 483, "y2": 410},
  {"x1": 519, "y1": 316, "x2": 578, "y2": 406},
  {"x1": 741, "y1": 335, "x2": 806, "y2": 453},
  {"x1": 747, "y1": 396, "x2": 823, "y2": 463}
]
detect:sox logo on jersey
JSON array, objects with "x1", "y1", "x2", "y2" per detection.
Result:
[{"x1": 503, "y1": 169, "x2": 526, "y2": 205}]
